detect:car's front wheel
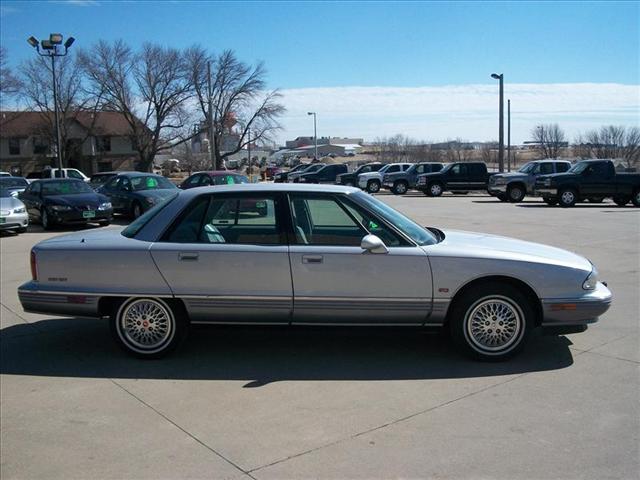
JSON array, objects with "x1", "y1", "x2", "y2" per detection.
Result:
[
  {"x1": 632, "y1": 189, "x2": 640, "y2": 207},
  {"x1": 449, "y1": 283, "x2": 533, "y2": 361},
  {"x1": 507, "y1": 184, "x2": 525, "y2": 203},
  {"x1": 366, "y1": 180, "x2": 381, "y2": 193},
  {"x1": 558, "y1": 188, "x2": 578, "y2": 208},
  {"x1": 427, "y1": 182, "x2": 443, "y2": 197},
  {"x1": 392, "y1": 181, "x2": 408, "y2": 195},
  {"x1": 110, "y1": 297, "x2": 188, "y2": 358},
  {"x1": 41, "y1": 208, "x2": 53, "y2": 230},
  {"x1": 132, "y1": 202, "x2": 143, "y2": 219},
  {"x1": 613, "y1": 195, "x2": 630, "y2": 207}
]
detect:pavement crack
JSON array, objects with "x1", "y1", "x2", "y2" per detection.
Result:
[
  {"x1": 108, "y1": 378, "x2": 257, "y2": 480},
  {"x1": 249, "y1": 372, "x2": 530, "y2": 474}
]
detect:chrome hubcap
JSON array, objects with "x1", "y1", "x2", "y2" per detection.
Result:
[
  {"x1": 466, "y1": 297, "x2": 522, "y2": 352},
  {"x1": 397, "y1": 184, "x2": 407, "y2": 193},
  {"x1": 369, "y1": 182, "x2": 379, "y2": 192},
  {"x1": 510, "y1": 188, "x2": 522, "y2": 200},
  {"x1": 561, "y1": 191, "x2": 574, "y2": 204},
  {"x1": 120, "y1": 299, "x2": 173, "y2": 350},
  {"x1": 431, "y1": 185, "x2": 441, "y2": 195}
]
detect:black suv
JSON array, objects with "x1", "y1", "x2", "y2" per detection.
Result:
[
  {"x1": 382, "y1": 162, "x2": 443, "y2": 194},
  {"x1": 297, "y1": 164, "x2": 348, "y2": 184},
  {"x1": 335, "y1": 163, "x2": 383, "y2": 186},
  {"x1": 416, "y1": 162, "x2": 490, "y2": 196}
]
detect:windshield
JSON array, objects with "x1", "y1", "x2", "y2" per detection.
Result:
[
  {"x1": 0, "y1": 188, "x2": 16, "y2": 198},
  {"x1": 213, "y1": 174, "x2": 248, "y2": 185},
  {"x1": 518, "y1": 162, "x2": 535, "y2": 173},
  {"x1": 130, "y1": 176, "x2": 177, "y2": 191},
  {"x1": 41, "y1": 181, "x2": 93, "y2": 196},
  {"x1": 303, "y1": 164, "x2": 323, "y2": 173},
  {"x1": 353, "y1": 191, "x2": 438, "y2": 246},
  {"x1": 569, "y1": 162, "x2": 589, "y2": 174},
  {"x1": 0, "y1": 177, "x2": 28, "y2": 188},
  {"x1": 121, "y1": 192, "x2": 179, "y2": 238},
  {"x1": 90, "y1": 174, "x2": 115, "y2": 185}
]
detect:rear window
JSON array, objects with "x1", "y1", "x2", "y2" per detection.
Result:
[{"x1": 121, "y1": 193, "x2": 179, "y2": 238}]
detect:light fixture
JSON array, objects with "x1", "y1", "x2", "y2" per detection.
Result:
[
  {"x1": 40, "y1": 40, "x2": 54, "y2": 50},
  {"x1": 27, "y1": 36, "x2": 39, "y2": 48},
  {"x1": 50, "y1": 33, "x2": 63, "y2": 45},
  {"x1": 64, "y1": 37, "x2": 75, "y2": 49},
  {"x1": 491, "y1": 73, "x2": 502, "y2": 79}
]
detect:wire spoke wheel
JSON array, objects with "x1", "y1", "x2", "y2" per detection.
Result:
[
  {"x1": 118, "y1": 299, "x2": 174, "y2": 353},
  {"x1": 465, "y1": 296, "x2": 523, "y2": 353}
]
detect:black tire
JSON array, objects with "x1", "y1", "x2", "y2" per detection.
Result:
[
  {"x1": 449, "y1": 282, "x2": 534, "y2": 361},
  {"x1": 427, "y1": 182, "x2": 444, "y2": 197},
  {"x1": 41, "y1": 208, "x2": 53, "y2": 230},
  {"x1": 98, "y1": 220, "x2": 110, "y2": 227},
  {"x1": 366, "y1": 180, "x2": 381, "y2": 193},
  {"x1": 131, "y1": 202, "x2": 143, "y2": 219},
  {"x1": 587, "y1": 196, "x2": 604, "y2": 203},
  {"x1": 632, "y1": 190, "x2": 640, "y2": 208},
  {"x1": 497, "y1": 193, "x2": 508, "y2": 202},
  {"x1": 16, "y1": 227, "x2": 27, "y2": 233},
  {"x1": 110, "y1": 297, "x2": 189, "y2": 359},
  {"x1": 392, "y1": 181, "x2": 408, "y2": 195},
  {"x1": 507, "y1": 184, "x2": 526, "y2": 203},
  {"x1": 543, "y1": 197, "x2": 558, "y2": 206},
  {"x1": 558, "y1": 188, "x2": 578, "y2": 208},
  {"x1": 613, "y1": 195, "x2": 630, "y2": 207}
]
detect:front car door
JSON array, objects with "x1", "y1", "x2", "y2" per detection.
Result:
[
  {"x1": 150, "y1": 192, "x2": 292, "y2": 323},
  {"x1": 21, "y1": 182, "x2": 42, "y2": 221},
  {"x1": 445, "y1": 163, "x2": 468, "y2": 189},
  {"x1": 287, "y1": 192, "x2": 433, "y2": 324}
]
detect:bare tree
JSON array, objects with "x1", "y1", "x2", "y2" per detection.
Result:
[
  {"x1": 19, "y1": 54, "x2": 101, "y2": 165},
  {"x1": 578, "y1": 125, "x2": 640, "y2": 169},
  {"x1": 530, "y1": 123, "x2": 566, "y2": 159},
  {"x1": 0, "y1": 47, "x2": 21, "y2": 105},
  {"x1": 444, "y1": 138, "x2": 473, "y2": 162},
  {"x1": 186, "y1": 47, "x2": 285, "y2": 170},
  {"x1": 480, "y1": 141, "x2": 498, "y2": 166},
  {"x1": 78, "y1": 40, "x2": 193, "y2": 172}
]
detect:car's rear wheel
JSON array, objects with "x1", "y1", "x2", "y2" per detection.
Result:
[
  {"x1": 449, "y1": 283, "x2": 533, "y2": 361},
  {"x1": 366, "y1": 180, "x2": 381, "y2": 193},
  {"x1": 392, "y1": 181, "x2": 408, "y2": 195},
  {"x1": 41, "y1": 209, "x2": 52, "y2": 230},
  {"x1": 507, "y1": 184, "x2": 525, "y2": 203},
  {"x1": 132, "y1": 202, "x2": 143, "y2": 219},
  {"x1": 110, "y1": 297, "x2": 188, "y2": 358},
  {"x1": 98, "y1": 220, "x2": 110, "y2": 227},
  {"x1": 427, "y1": 182, "x2": 443, "y2": 197},
  {"x1": 558, "y1": 188, "x2": 577, "y2": 208},
  {"x1": 16, "y1": 227, "x2": 27, "y2": 233},
  {"x1": 632, "y1": 190, "x2": 640, "y2": 207},
  {"x1": 613, "y1": 195, "x2": 630, "y2": 207}
]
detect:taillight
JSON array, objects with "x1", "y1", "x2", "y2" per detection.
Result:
[{"x1": 30, "y1": 250, "x2": 37, "y2": 281}]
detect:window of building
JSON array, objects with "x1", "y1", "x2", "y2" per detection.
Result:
[
  {"x1": 33, "y1": 137, "x2": 50, "y2": 155},
  {"x1": 96, "y1": 136, "x2": 112, "y2": 153},
  {"x1": 9, "y1": 138, "x2": 21, "y2": 155}
]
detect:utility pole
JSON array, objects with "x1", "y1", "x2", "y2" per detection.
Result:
[
  {"x1": 207, "y1": 61, "x2": 215, "y2": 170},
  {"x1": 307, "y1": 112, "x2": 317, "y2": 160},
  {"x1": 247, "y1": 127, "x2": 251, "y2": 182},
  {"x1": 50, "y1": 54, "x2": 63, "y2": 173},
  {"x1": 491, "y1": 73, "x2": 504, "y2": 172},
  {"x1": 507, "y1": 99, "x2": 511, "y2": 172}
]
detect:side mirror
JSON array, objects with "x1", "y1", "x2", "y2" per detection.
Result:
[{"x1": 361, "y1": 234, "x2": 389, "y2": 254}]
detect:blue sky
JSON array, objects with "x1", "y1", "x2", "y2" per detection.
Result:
[{"x1": 1, "y1": 0, "x2": 639, "y2": 143}]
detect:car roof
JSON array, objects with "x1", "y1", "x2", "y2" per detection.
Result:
[
  {"x1": 34, "y1": 178, "x2": 85, "y2": 183},
  {"x1": 91, "y1": 171, "x2": 119, "y2": 176},
  {"x1": 115, "y1": 172, "x2": 163, "y2": 178},
  {"x1": 195, "y1": 171, "x2": 243, "y2": 176},
  {"x1": 180, "y1": 183, "x2": 358, "y2": 199}
]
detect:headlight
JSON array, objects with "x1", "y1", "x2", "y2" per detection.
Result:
[
  {"x1": 98, "y1": 202, "x2": 112, "y2": 211},
  {"x1": 494, "y1": 178, "x2": 507, "y2": 185},
  {"x1": 582, "y1": 268, "x2": 599, "y2": 290},
  {"x1": 13, "y1": 207, "x2": 26, "y2": 214},
  {"x1": 50, "y1": 205, "x2": 72, "y2": 212}
]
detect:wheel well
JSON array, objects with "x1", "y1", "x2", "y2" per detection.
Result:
[
  {"x1": 445, "y1": 276, "x2": 543, "y2": 326},
  {"x1": 508, "y1": 181, "x2": 525, "y2": 191},
  {"x1": 98, "y1": 296, "x2": 189, "y2": 321},
  {"x1": 368, "y1": 178, "x2": 380, "y2": 184}
]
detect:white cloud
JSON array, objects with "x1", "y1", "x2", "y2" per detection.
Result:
[
  {"x1": 54, "y1": 0, "x2": 100, "y2": 6},
  {"x1": 276, "y1": 83, "x2": 640, "y2": 144}
]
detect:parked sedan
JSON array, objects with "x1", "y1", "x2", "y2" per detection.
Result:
[
  {"x1": 179, "y1": 171, "x2": 249, "y2": 189},
  {"x1": 98, "y1": 172, "x2": 178, "y2": 218},
  {"x1": 89, "y1": 172, "x2": 119, "y2": 190},
  {"x1": 273, "y1": 163, "x2": 309, "y2": 183},
  {"x1": 18, "y1": 184, "x2": 611, "y2": 361},
  {"x1": 19, "y1": 179, "x2": 112, "y2": 230},
  {"x1": 0, "y1": 188, "x2": 28, "y2": 233}
]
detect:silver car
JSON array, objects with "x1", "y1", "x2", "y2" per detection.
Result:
[
  {"x1": 18, "y1": 184, "x2": 611, "y2": 360},
  {"x1": 0, "y1": 189, "x2": 28, "y2": 233},
  {"x1": 358, "y1": 163, "x2": 412, "y2": 193}
]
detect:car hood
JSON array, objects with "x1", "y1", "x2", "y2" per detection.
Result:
[
  {"x1": 536, "y1": 172, "x2": 577, "y2": 182},
  {"x1": 492, "y1": 172, "x2": 527, "y2": 180},
  {"x1": 134, "y1": 189, "x2": 176, "y2": 200},
  {"x1": 44, "y1": 192, "x2": 109, "y2": 207},
  {"x1": 0, "y1": 196, "x2": 25, "y2": 210},
  {"x1": 424, "y1": 229, "x2": 591, "y2": 272},
  {"x1": 359, "y1": 171, "x2": 382, "y2": 179}
]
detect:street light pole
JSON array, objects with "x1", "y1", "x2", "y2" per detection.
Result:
[
  {"x1": 307, "y1": 112, "x2": 317, "y2": 160},
  {"x1": 247, "y1": 127, "x2": 251, "y2": 182},
  {"x1": 207, "y1": 60, "x2": 215, "y2": 170},
  {"x1": 507, "y1": 99, "x2": 511, "y2": 172},
  {"x1": 27, "y1": 34, "x2": 75, "y2": 175},
  {"x1": 491, "y1": 73, "x2": 504, "y2": 172}
]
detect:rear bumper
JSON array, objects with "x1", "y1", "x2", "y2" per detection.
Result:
[
  {"x1": 540, "y1": 282, "x2": 612, "y2": 327},
  {"x1": 18, "y1": 281, "x2": 101, "y2": 317}
]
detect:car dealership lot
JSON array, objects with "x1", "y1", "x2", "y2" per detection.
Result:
[{"x1": 1, "y1": 194, "x2": 638, "y2": 479}]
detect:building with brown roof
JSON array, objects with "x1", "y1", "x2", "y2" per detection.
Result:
[{"x1": 0, "y1": 111, "x2": 145, "y2": 176}]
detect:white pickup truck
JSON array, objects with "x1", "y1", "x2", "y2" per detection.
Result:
[{"x1": 25, "y1": 168, "x2": 89, "y2": 183}]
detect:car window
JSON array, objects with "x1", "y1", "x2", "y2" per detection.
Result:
[
  {"x1": 213, "y1": 175, "x2": 241, "y2": 185},
  {"x1": 163, "y1": 195, "x2": 281, "y2": 245},
  {"x1": 31, "y1": 182, "x2": 41, "y2": 194},
  {"x1": 451, "y1": 164, "x2": 467, "y2": 176},
  {"x1": 387, "y1": 165, "x2": 400, "y2": 173},
  {"x1": 104, "y1": 177, "x2": 119, "y2": 189},
  {"x1": 415, "y1": 165, "x2": 425, "y2": 174},
  {"x1": 539, "y1": 163, "x2": 555, "y2": 175},
  {"x1": 290, "y1": 194, "x2": 367, "y2": 246},
  {"x1": 359, "y1": 165, "x2": 372, "y2": 174},
  {"x1": 186, "y1": 174, "x2": 202, "y2": 186},
  {"x1": 67, "y1": 170, "x2": 84, "y2": 179},
  {"x1": 589, "y1": 162, "x2": 610, "y2": 177},
  {"x1": 118, "y1": 177, "x2": 131, "y2": 191},
  {"x1": 121, "y1": 193, "x2": 179, "y2": 238},
  {"x1": 556, "y1": 163, "x2": 570, "y2": 173}
]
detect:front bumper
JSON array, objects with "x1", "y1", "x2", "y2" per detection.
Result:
[
  {"x1": 49, "y1": 208, "x2": 113, "y2": 225},
  {"x1": 0, "y1": 211, "x2": 28, "y2": 230},
  {"x1": 488, "y1": 184, "x2": 507, "y2": 195},
  {"x1": 541, "y1": 281, "x2": 612, "y2": 327}
]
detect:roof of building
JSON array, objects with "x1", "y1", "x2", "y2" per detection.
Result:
[{"x1": 0, "y1": 111, "x2": 138, "y2": 138}]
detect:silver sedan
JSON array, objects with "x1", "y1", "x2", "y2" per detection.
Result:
[
  {"x1": 18, "y1": 184, "x2": 611, "y2": 360},
  {"x1": 0, "y1": 192, "x2": 28, "y2": 233}
]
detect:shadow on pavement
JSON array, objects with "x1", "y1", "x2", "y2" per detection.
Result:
[{"x1": 1, "y1": 318, "x2": 574, "y2": 387}]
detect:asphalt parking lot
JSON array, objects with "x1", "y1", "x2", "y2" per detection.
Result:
[{"x1": 1, "y1": 193, "x2": 638, "y2": 480}]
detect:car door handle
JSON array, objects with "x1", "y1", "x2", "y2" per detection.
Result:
[
  {"x1": 302, "y1": 255, "x2": 323, "y2": 264},
  {"x1": 179, "y1": 252, "x2": 199, "y2": 261}
]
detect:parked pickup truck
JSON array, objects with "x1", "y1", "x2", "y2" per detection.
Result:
[
  {"x1": 26, "y1": 168, "x2": 89, "y2": 183},
  {"x1": 297, "y1": 164, "x2": 348, "y2": 183},
  {"x1": 335, "y1": 162, "x2": 383, "y2": 187},
  {"x1": 535, "y1": 159, "x2": 640, "y2": 207},
  {"x1": 382, "y1": 162, "x2": 444, "y2": 195},
  {"x1": 416, "y1": 162, "x2": 490, "y2": 197},
  {"x1": 489, "y1": 160, "x2": 572, "y2": 202}
]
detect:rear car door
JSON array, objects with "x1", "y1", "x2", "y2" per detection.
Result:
[
  {"x1": 581, "y1": 162, "x2": 613, "y2": 196},
  {"x1": 150, "y1": 192, "x2": 292, "y2": 323},
  {"x1": 287, "y1": 192, "x2": 432, "y2": 324}
]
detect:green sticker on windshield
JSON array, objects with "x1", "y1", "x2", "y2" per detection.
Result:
[
  {"x1": 369, "y1": 220, "x2": 379, "y2": 229},
  {"x1": 226, "y1": 176, "x2": 235, "y2": 185},
  {"x1": 146, "y1": 177, "x2": 158, "y2": 188}
]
